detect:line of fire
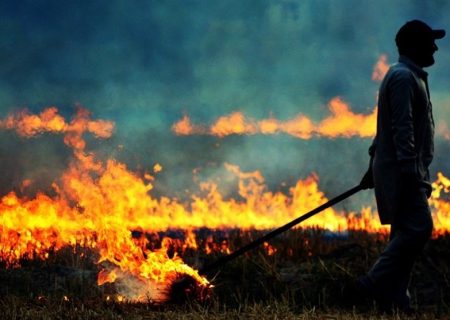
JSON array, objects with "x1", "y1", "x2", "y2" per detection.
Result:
[
  {"x1": 1, "y1": 55, "x2": 449, "y2": 306},
  {"x1": 171, "y1": 55, "x2": 450, "y2": 141}
]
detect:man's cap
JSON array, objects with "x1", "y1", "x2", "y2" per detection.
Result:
[{"x1": 396, "y1": 20, "x2": 446, "y2": 47}]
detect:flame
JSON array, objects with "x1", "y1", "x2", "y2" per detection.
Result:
[
  {"x1": 171, "y1": 54, "x2": 447, "y2": 141},
  {"x1": 0, "y1": 107, "x2": 209, "y2": 302},
  {"x1": 1, "y1": 106, "x2": 450, "y2": 302},
  {"x1": 315, "y1": 97, "x2": 377, "y2": 138},
  {"x1": 0, "y1": 107, "x2": 66, "y2": 136},
  {"x1": 0, "y1": 106, "x2": 113, "y2": 144},
  {"x1": 172, "y1": 97, "x2": 376, "y2": 139},
  {"x1": 153, "y1": 163, "x2": 163, "y2": 173},
  {"x1": 171, "y1": 55, "x2": 395, "y2": 139},
  {"x1": 372, "y1": 54, "x2": 389, "y2": 82},
  {"x1": 430, "y1": 172, "x2": 450, "y2": 233}
]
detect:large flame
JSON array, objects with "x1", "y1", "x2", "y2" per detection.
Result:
[
  {"x1": 171, "y1": 55, "x2": 393, "y2": 139},
  {"x1": 172, "y1": 97, "x2": 377, "y2": 139},
  {"x1": 172, "y1": 54, "x2": 450, "y2": 141},
  {"x1": 0, "y1": 107, "x2": 209, "y2": 302}
]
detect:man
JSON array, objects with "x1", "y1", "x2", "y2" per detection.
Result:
[{"x1": 358, "y1": 20, "x2": 446, "y2": 312}]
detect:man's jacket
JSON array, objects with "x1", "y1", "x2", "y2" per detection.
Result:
[{"x1": 371, "y1": 55, "x2": 434, "y2": 224}]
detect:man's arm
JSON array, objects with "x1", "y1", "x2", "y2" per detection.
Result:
[{"x1": 359, "y1": 139, "x2": 376, "y2": 189}]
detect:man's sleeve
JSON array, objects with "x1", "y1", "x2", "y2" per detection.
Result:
[{"x1": 388, "y1": 70, "x2": 417, "y2": 174}]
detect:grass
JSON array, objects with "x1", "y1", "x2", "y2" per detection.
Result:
[
  {"x1": 0, "y1": 296, "x2": 443, "y2": 320},
  {"x1": 1, "y1": 229, "x2": 449, "y2": 319}
]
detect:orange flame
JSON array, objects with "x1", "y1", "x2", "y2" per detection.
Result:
[
  {"x1": 172, "y1": 97, "x2": 377, "y2": 139},
  {"x1": 172, "y1": 55, "x2": 394, "y2": 139},
  {"x1": 210, "y1": 112, "x2": 258, "y2": 136},
  {"x1": 316, "y1": 97, "x2": 377, "y2": 138},
  {"x1": 0, "y1": 106, "x2": 113, "y2": 144},
  {"x1": 0, "y1": 107, "x2": 209, "y2": 302},
  {"x1": 430, "y1": 172, "x2": 450, "y2": 233},
  {"x1": 263, "y1": 242, "x2": 277, "y2": 256},
  {"x1": 171, "y1": 115, "x2": 200, "y2": 135}
]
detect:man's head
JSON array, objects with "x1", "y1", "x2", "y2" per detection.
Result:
[{"x1": 396, "y1": 20, "x2": 446, "y2": 68}]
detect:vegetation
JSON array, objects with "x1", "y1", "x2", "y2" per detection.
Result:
[{"x1": 1, "y1": 229, "x2": 449, "y2": 319}]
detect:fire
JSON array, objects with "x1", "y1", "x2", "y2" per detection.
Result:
[
  {"x1": 0, "y1": 106, "x2": 209, "y2": 302},
  {"x1": 211, "y1": 112, "x2": 256, "y2": 136},
  {"x1": 1, "y1": 106, "x2": 450, "y2": 302},
  {"x1": 372, "y1": 54, "x2": 390, "y2": 82},
  {"x1": 171, "y1": 55, "x2": 395, "y2": 139},
  {"x1": 153, "y1": 163, "x2": 163, "y2": 173},
  {"x1": 430, "y1": 172, "x2": 450, "y2": 233},
  {"x1": 263, "y1": 242, "x2": 277, "y2": 256},
  {"x1": 0, "y1": 106, "x2": 113, "y2": 143},
  {"x1": 0, "y1": 107, "x2": 66, "y2": 136},
  {"x1": 171, "y1": 114, "x2": 200, "y2": 136},
  {"x1": 172, "y1": 97, "x2": 377, "y2": 139},
  {"x1": 171, "y1": 54, "x2": 447, "y2": 141},
  {"x1": 315, "y1": 97, "x2": 376, "y2": 138}
]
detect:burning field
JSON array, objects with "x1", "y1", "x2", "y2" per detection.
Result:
[
  {"x1": 1, "y1": 2, "x2": 450, "y2": 318},
  {"x1": 1, "y1": 103, "x2": 450, "y2": 318}
]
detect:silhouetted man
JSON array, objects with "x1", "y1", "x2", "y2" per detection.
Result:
[{"x1": 358, "y1": 20, "x2": 446, "y2": 312}]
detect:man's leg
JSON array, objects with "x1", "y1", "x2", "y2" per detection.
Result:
[{"x1": 363, "y1": 188, "x2": 433, "y2": 309}]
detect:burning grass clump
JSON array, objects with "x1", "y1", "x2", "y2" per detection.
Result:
[{"x1": 166, "y1": 273, "x2": 212, "y2": 305}]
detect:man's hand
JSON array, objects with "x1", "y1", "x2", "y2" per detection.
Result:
[{"x1": 360, "y1": 162, "x2": 374, "y2": 189}]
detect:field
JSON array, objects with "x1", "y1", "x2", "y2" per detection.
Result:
[{"x1": 1, "y1": 228, "x2": 449, "y2": 319}]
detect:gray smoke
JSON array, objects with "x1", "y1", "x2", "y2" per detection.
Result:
[{"x1": 1, "y1": 0, "x2": 449, "y2": 211}]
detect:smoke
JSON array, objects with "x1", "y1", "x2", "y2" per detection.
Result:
[
  {"x1": 99, "y1": 265, "x2": 163, "y2": 302},
  {"x1": 1, "y1": 0, "x2": 449, "y2": 210}
]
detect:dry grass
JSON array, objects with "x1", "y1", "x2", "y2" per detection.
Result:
[
  {"x1": 1, "y1": 229, "x2": 449, "y2": 319},
  {"x1": 0, "y1": 295, "x2": 442, "y2": 320}
]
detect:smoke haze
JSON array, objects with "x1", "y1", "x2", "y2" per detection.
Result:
[{"x1": 1, "y1": 0, "x2": 449, "y2": 210}]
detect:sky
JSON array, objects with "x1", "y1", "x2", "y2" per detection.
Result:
[{"x1": 1, "y1": 0, "x2": 449, "y2": 209}]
